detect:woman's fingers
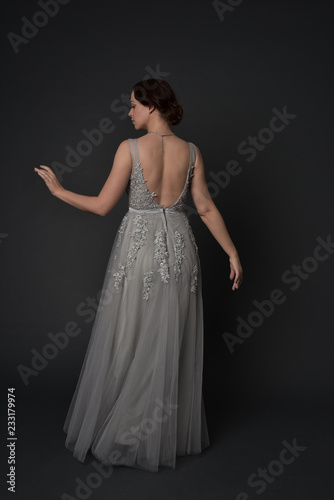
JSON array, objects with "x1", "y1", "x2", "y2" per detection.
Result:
[
  {"x1": 35, "y1": 168, "x2": 51, "y2": 182},
  {"x1": 39, "y1": 165, "x2": 53, "y2": 172},
  {"x1": 34, "y1": 165, "x2": 63, "y2": 196},
  {"x1": 37, "y1": 165, "x2": 54, "y2": 178},
  {"x1": 229, "y1": 258, "x2": 243, "y2": 291},
  {"x1": 232, "y1": 272, "x2": 242, "y2": 290}
]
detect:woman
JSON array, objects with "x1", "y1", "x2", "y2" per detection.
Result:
[{"x1": 35, "y1": 78, "x2": 243, "y2": 472}]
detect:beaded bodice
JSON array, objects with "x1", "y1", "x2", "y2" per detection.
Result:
[{"x1": 126, "y1": 138, "x2": 196, "y2": 211}]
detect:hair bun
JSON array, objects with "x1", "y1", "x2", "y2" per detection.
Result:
[
  {"x1": 168, "y1": 102, "x2": 183, "y2": 125},
  {"x1": 132, "y1": 79, "x2": 184, "y2": 126}
]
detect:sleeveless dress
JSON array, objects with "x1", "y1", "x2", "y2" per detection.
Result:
[{"x1": 63, "y1": 138, "x2": 210, "y2": 472}]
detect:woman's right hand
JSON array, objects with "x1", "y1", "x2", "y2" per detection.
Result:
[{"x1": 34, "y1": 165, "x2": 64, "y2": 197}]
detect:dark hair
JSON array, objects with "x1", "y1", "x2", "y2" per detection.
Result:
[{"x1": 132, "y1": 79, "x2": 183, "y2": 126}]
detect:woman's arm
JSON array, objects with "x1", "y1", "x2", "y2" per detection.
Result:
[
  {"x1": 35, "y1": 140, "x2": 132, "y2": 216},
  {"x1": 190, "y1": 146, "x2": 243, "y2": 290}
]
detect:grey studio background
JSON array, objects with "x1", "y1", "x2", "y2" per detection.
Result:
[{"x1": 1, "y1": 1, "x2": 333, "y2": 499}]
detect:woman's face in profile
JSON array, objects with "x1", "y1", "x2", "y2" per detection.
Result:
[{"x1": 129, "y1": 90, "x2": 151, "y2": 130}]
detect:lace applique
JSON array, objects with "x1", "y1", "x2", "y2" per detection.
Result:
[
  {"x1": 154, "y1": 229, "x2": 170, "y2": 283},
  {"x1": 126, "y1": 214, "x2": 148, "y2": 268},
  {"x1": 173, "y1": 231, "x2": 185, "y2": 281},
  {"x1": 114, "y1": 213, "x2": 129, "y2": 260},
  {"x1": 190, "y1": 264, "x2": 198, "y2": 293},
  {"x1": 142, "y1": 269, "x2": 155, "y2": 300},
  {"x1": 129, "y1": 162, "x2": 163, "y2": 210},
  {"x1": 113, "y1": 263, "x2": 126, "y2": 290}
]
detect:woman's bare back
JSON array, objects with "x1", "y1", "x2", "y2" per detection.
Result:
[{"x1": 136, "y1": 134, "x2": 192, "y2": 209}]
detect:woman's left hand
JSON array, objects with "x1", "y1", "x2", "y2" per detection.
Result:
[
  {"x1": 34, "y1": 165, "x2": 64, "y2": 196},
  {"x1": 229, "y1": 253, "x2": 243, "y2": 291}
]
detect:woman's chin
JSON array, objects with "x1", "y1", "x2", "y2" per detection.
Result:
[{"x1": 133, "y1": 124, "x2": 145, "y2": 131}]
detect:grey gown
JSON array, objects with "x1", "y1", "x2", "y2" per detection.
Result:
[{"x1": 63, "y1": 137, "x2": 210, "y2": 472}]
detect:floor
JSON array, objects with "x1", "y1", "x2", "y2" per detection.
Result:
[{"x1": 6, "y1": 389, "x2": 333, "y2": 500}]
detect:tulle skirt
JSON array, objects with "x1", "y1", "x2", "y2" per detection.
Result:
[{"x1": 63, "y1": 207, "x2": 210, "y2": 472}]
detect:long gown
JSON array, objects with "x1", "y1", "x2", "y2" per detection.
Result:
[{"x1": 63, "y1": 137, "x2": 210, "y2": 472}]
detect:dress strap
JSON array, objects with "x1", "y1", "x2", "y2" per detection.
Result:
[
  {"x1": 128, "y1": 138, "x2": 140, "y2": 166},
  {"x1": 188, "y1": 142, "x2": 197, "y2": 167}
]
